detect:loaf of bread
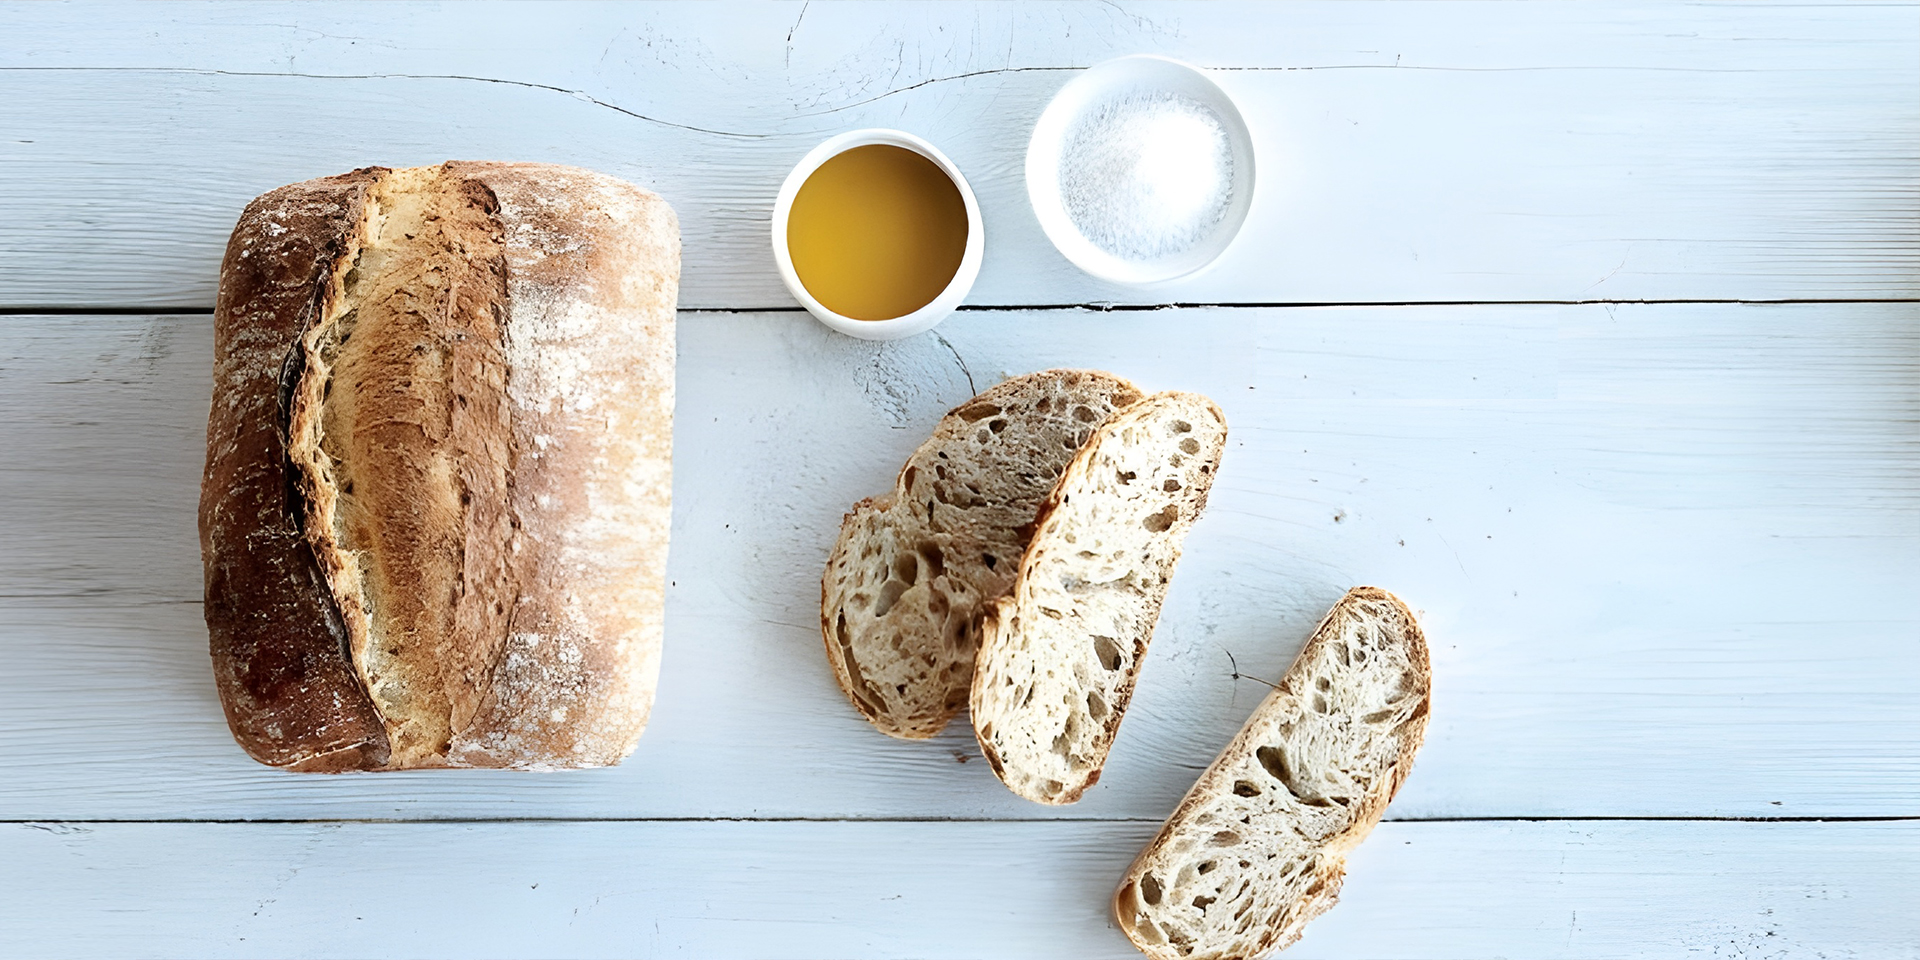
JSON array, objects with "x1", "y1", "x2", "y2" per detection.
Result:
[
  {"x1": 821, "y1": 370, "x2": 1144, "y2": 738},
  {"x1": 1114, "y1": 587, "x2": 1431, "y2": 959},
  {"x1": 971, "y1": 392, "x2": 1227, "y2": 803},
  {"x1": 200, "y1": 162, "x2": 678, "y2": 771}
]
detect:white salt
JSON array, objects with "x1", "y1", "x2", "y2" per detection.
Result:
[{"x1": 1059, "y1": 92, "x2": 1234, "y2": 263}]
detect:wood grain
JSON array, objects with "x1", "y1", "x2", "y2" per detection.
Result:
[
  {"x1": 2, "y1": 305, "x2": 1913, "y2": 820},
  {"x1": 3, "y1": 819, "x2": 1912, "y2": 959},
  {"x1": 1, "y1": 2, "x2": 1915, "y2": 309}
]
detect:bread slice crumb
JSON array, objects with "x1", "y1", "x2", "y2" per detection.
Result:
[
  {"x1": 1114, "y1": 587, "x2": 1432, "y2": 959},
  {"x1": 820, "y1": 370, "x2": 1144, "y2": 739},
  {"x1": 971, "y1": 391, "x2": 1227, "y2": 803}
]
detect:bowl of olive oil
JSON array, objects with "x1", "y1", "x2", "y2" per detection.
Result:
[{"x1": 773, "y1": 129, "x2": 984, "y2": 340}]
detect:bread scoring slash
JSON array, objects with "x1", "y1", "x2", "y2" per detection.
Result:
[{"x1": 200, "y1": 162, "x2": 679, "y2": 771}]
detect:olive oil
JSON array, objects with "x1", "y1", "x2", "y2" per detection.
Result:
[{"x1": 786, "y1": 144, "x2": 969, "y2": 321}]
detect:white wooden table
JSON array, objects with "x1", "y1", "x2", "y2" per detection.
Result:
[{"x1": 3, "y1": 3, "x2": 1916, "y2": 957}]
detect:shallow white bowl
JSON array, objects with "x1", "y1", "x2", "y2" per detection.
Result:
[
  {"x1": 771, "y1": 129, "x2": 984, "y2": 341},
  {"x1": 1026, "y1": 55, "x2": 1256, "y2": 286}
]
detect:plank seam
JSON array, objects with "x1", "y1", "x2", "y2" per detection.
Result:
[{"x1": 3, "y1": 298, "x2": 1915, "y2": 318}]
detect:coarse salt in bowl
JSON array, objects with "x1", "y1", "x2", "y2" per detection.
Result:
[{"x1": 1026, "y1": 55, "x2": 1256, "y2": 285}]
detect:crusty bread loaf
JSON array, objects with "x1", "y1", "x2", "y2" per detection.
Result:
[
  {"x1": 821, "y1": 370, "x2": 1145, "y2": 738},
  {"x1": 971, "y1": 392, "x2": 1227, "y2": 803},
  {"x1": 201, "y1": 161, "x2": 678, "y2": 771},
  {"x1": 1113, "y1": 587, "x2": 1432, "y2": 959}
]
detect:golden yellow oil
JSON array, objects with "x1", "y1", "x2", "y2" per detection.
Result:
[{"x1": 786, "y1": 144, "x2": 969, "y2": 321}]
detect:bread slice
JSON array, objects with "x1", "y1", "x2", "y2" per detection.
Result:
[
  {"x1": 970, "y1": 392, "x2": 1227, "y2": 804},
  {"x1": 1113, "y1": 587, "x2": 1432, "y2": 960},
  {"x1": 821, "y1": 370, "x2": 1145, "y2": 739}
]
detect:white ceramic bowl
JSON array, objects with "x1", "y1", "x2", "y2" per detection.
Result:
[
  {"x1": 772, "y1": 129, "x2": 984, "y2": 341},
  {"x1": 1026, "y1": 55, "x2": 1256, "y2": 285}
]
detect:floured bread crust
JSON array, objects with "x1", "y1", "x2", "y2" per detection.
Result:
[
  {"x1": 201, "y1": 162, "x2": 678, "y2": 771},
  {"x1": 1113, "y1": 587, "x2": 1432, "y2": 959}
]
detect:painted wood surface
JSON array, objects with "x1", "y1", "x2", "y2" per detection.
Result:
[
  {"x1": 3, "y1": 305, "x2": 1915, "y2": 821},
  {"x1": 3, "y1": 2, "x2": 1916, "y2": 309},
  {"x1": 3, "y1": 3, "x2": 1916, "y2": 957},
  {"x1": 4, "y1": 819, "x2": 1914, "y2": 959}
]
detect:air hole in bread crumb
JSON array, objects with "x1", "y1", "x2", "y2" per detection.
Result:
[
  {"x1": 1316, "y1": 676, "x2": 1332, "y2": 692},
  {"x1": 1093, "y1": 635, "x2": 1125, "y2": 671},
  {"x1": 1313, "y1": 693, "x2": 1329, "y2": 714},
  {"x1": 1361, "y1": 708, "x2": 1394, "y2": 724},
  {"x1": 1043, "y1": 778, "x2": 1065, "y2": 796},
  {"x1": 982, "y1": 553, "x2": 997, "y2": 570},
  {"x1": 1172, "y1": 419, "x2": 1192, "y2": 433},
  {"x1": 1140, "y1": 872, "x2": 1164, "y2": 905},
  {"x1": 989, "y1": 418, "x2": 1007, "y2": 433},
  {"x1": 1192, "y1": 895, "x2": 1215, "y2": 911},
  {"x1": 1197, "y1": 860, "x2": 1216, "y2": 874},
  {"x1": 893, "y1": 554, "x2": 919, "y2": 586},
  {"x1": 1209, "y1": 831, "x2": 1241, "y2": 846},
  {"x1": 1086, "y1": 690, "x2": 1108, "y2": 719},
  {"x1": 1144, "y1": 506, "x2": 1178, "y2": 533},
  {"x1": 1163, "y1": 478, "x2": 1181, "y2": 492},
  {"x1": 1073, "y1": 405, "x2": 1097, "y2": 423},
  {"x1": 1117, "y1": 469, "x2": 1137, "y2": 484},
  {"x1": 1179, "y1": 437, "x2": 1201, "y2": 455},
  {"x1": 874, "y1": 580, "x2": 908, "y2": 617},
  {"x1": 1256, "y1": 745, "x2": 1289, "y2": 781},
  {"x1": 957, "y1": 401, "x2": 1001, "y2": 422},
  {"x1": 1233, "y1": 780, "x2": 1261, "y2": 797}
]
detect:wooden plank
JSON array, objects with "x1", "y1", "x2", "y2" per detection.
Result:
[
  {"x1": 2, "y1": 1, "x2": 1914, "y2": 309},
  {"x1": 2, "y1": 304, "x2": 1914, "y2": 820},
  {"x1": 1, "y1": 818, "x2": 1912, "y2": 959}
]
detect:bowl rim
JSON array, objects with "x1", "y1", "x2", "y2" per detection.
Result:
[
  {"x1": 771, "y1": 128, "x2": 985, "y2": 341},
  {"x1": 1024, "y1": 54, "x2": 1257, "y2": 286}
]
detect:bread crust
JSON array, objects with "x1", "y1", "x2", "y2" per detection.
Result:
[
  {"x1": 202, "y1": 168, "x2": 393, "y2": 772},
  {"x1": 202, "y1": 162, "x2": 678, "y2": 771},
  {"x1": 1112, "y1": 586, "x2": 1432, "y2": 959}
]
